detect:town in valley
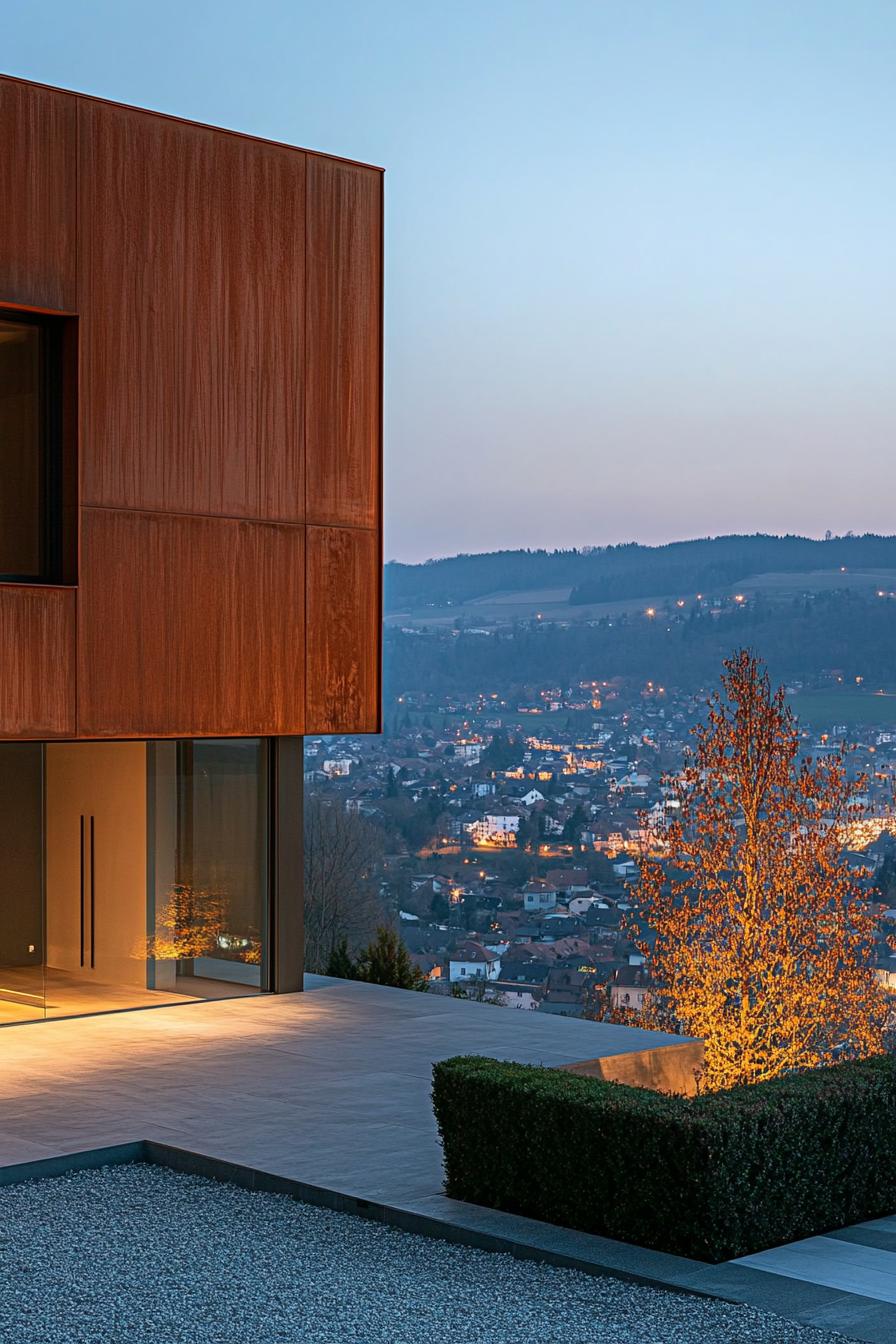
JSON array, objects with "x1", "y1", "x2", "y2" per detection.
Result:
[{"x1": 305, "y1": 545, "x2": 896, "y2": 1019}]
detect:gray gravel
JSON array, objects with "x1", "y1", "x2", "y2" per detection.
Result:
[{"x1": 0, "y1": 1163, "x2": 846, "y2": 1343}]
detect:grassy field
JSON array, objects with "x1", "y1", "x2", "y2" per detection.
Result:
[
  {"x1": 385, "y1": 568, "x2": 896, "y2": 630},
  {"x1": 788, "y1": 692, "x2": 896, "y2": 727},
  {"x1": 737, "y1": 568, "x2": 896, "y2": 596},
  {"x1": 385, "y1": 589, "x2": 686, "y2": 628}
]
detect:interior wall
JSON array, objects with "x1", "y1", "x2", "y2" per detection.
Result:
[
  {"x1": 0, "y1": 743, "x2": 43, "y2": 969},
  {"x1": 45, "y1": 741, "x2": 148, "y2": 987}
]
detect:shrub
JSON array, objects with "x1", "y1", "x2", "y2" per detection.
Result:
[
  {"x1": 357, "y1": 926, "x2": 429, "y2": 991},
  {"x1": 324, "y1": 938, "x2": 357, "y2": 980},
  {"x1": 325, "y1": 927, "x2": 428, "y2": 992},
  {"x1": 432, "y1": 1053, "x2": 896, "y2": 1261}
]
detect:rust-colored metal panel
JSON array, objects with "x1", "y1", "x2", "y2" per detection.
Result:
[
  {"x1": 305, "y1": 157, "x2": 382, "y2": 530},
  {"x1": 0, "y1": 75, "x2": 383, "y2": 745},
  {"x1": 306, "y1": 526, "x2": 380, "y2": 733},
  {"x1": 0, "y1": 586, "x2": 76, "y2": 738},
  {"x1": 78, "y1": 101, "x2": 306, "y2": 522},
  {"x1": 0, "y1": 77, "x2": 77, "y2": 312},
  {"x1": 78, "y1": 509, "x2": 305, "y2": 738}
]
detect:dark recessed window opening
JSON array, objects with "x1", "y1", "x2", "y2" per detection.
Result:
[{"x1": 0, "y1": 310, "x2": 66, "y2": 583}]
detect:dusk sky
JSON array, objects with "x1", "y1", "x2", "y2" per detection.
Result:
[{"x1": 5, "y1": 1, "x2": 895, "y2": 562}]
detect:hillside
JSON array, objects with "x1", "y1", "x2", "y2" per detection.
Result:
[
  {"x1": 384, "y1": 533, "x2": 896, "y2": 614},
  {"x1": 383, "y1": 588, "x2": 896, "y2": 702}
]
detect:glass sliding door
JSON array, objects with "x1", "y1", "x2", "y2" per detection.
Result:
[
  {"x1": 0, "y1": 744, "x2": 45, "y2": 1022},
  {"x1": 0, "y1": 737, "x2": 272, "y2": 1027},
  {"x1": 148, "y1": 739, "x2": 269, "y2": 997}
]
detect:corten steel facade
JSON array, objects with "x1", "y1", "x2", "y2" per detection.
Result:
[{"x1": 0, "y1": 75, "x2": 383, "y2": 1023}]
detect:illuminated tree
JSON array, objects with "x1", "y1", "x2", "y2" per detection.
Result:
[{"x1": 631, "y1": 649, "x2": 892, "y2": 1091}]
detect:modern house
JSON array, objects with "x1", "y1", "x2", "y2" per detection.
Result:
[{"x1": 0, "y1": 74, "x2": 382, "y2": 1023}]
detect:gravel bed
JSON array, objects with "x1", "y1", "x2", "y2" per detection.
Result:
[{"x1": 0, "y1": 1163, "x2": 846, "y2": 1343}]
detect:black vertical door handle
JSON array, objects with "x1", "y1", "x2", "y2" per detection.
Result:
[
  {"x1": 79, "y1": 815, "x2": 85, "y2": 968},
  {"x1": 90, "y1": 815, "x2": 96, "y2": 970}
]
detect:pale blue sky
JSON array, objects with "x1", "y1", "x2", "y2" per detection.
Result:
[{"x1": 5, "y1": 1, "x2": 895, "y2": 561}]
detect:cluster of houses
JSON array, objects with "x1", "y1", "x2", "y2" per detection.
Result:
[
  {"x1": 399, "y1": 866, "x2": 652, "y2": 1015},
  {"x1": 400, "y1": 835, "x2": 896, "y2": 1015},
  {"x1": 305, "y1": 676, "x2": 896, "y2": 1018},
  {"x1": 308, "y1": 681, "x2": 692, "y2": 860}
]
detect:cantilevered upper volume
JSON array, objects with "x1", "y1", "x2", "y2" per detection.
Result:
[{"x1": 0, "y1": 72, "x2": 383, "y2": 741}]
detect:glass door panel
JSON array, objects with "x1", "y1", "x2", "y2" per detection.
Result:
[{"x1": 148, "y1": 739, "x2": 269, "y2": 998}]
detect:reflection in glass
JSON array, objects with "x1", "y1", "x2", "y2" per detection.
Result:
[{"x1": 149, "y1": 740, "x2": 268, "y2": 995}]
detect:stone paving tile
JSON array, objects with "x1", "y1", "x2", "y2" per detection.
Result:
[{"x1": 795, "y1": 1294, "x2": 896, "y2": 1343}]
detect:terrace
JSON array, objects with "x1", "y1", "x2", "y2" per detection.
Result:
[{"x1": 0, "y1": 977, "x2": 892, "y2": 1342}]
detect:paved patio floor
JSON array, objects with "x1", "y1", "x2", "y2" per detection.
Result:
[
  {"x1": 0, "y1": 974, "x2": 692, "y2": 1200},
  {"x1": 0, "y1": 975, "x2": 892, "y2": 1343}
]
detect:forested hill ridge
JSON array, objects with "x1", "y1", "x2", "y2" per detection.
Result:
[{"x1": 385, "y1": 534, "x2": 896, "y2": 611}]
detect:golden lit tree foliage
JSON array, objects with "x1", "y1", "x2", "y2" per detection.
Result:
[
  {"x1": 145, "y1": 883, "x2": 229, "y2": 962},
  {"x1": 137, "y1": 882, "x2": 263, "y2": 966},
  {"x1": 632, "y1": 650, "x2": 892, "y2": 1091}
]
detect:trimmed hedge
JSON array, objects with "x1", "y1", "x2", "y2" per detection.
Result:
[{"x1": 432, "y1": 1054, "x2": 896, "y2": 1262}]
